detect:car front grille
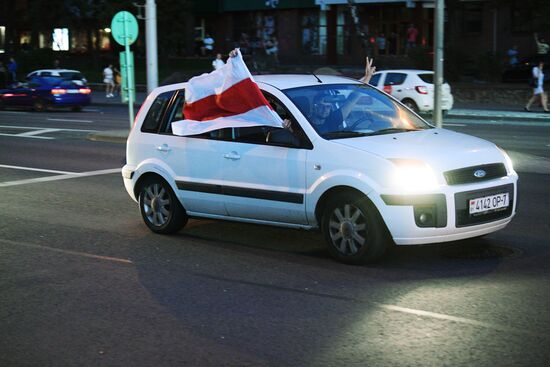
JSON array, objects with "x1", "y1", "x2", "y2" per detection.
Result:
[{"x1": 444, "y1": 163, "x2": 507, "y2": 185}]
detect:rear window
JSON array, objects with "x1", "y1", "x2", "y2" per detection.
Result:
[
  {"x1": 384, "y1": 73, "x2": 407, "y2": 86},
  {"x1": 417, "y1": 73, "x2": 448, "y2": 84},
  {"x1": 59, "y1": 72, "x2": 85, "y2": 80},
  {"x1": 141, "y1": 91, "x2": 173, "y2": 133},
  {"x1": 369, "y1": 73, "x2": 381, "y2": 86}
]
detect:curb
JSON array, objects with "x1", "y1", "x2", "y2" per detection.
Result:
[{"x1": 87, "y1": 130, "x2": 129, "y2": 144}]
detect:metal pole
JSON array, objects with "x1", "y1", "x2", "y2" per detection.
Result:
[
  {"x1": 146, "y1": 0, "x2": 158, "y2": 93},
  {"x1": 124, "y1": 12, "x2": 135, "y2": 127},
  {"x1": 433, "y1": 0, "x2": 444, "y2": 128}
]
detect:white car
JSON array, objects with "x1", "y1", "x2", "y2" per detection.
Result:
[
  {"x1": 369, "y1": 69, "x2": 454, "y2": 114},
  {"x1": 26, "y1": 69, "x2": 88, "y2": 86},
  {"x1": 122, "y1": 75, "x2": 517, "y2": 264}
]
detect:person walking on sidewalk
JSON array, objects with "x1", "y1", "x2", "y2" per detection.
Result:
[
  {"x1": 103, "y1": 64, "x2": 115, "y2": 98},
  {"x1": 524, "y1": 60, "x2": 549, "y2": 113}
]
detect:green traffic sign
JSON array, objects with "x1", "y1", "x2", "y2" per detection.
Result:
[{"x1": 111, "y1": 11, "x2": 139, "y2": 46}]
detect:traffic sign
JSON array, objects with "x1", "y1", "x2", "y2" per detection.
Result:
[{"x1": 111, "y1": 11, "x2": 139, "y2": 46}]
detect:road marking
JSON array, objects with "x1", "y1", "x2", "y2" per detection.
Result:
[
  {"x1": 0, "y1": 111, "x2": 29, "y2": 115},
  {"x1": 17, "y1": 128, "x2": 62, "y2": 137},
  {"x1": 47, "y1": 118, "x2": 94, "y2": 123},
  {"x1": 0, "y1": 124, "x2": 96, "y2": 132},
  {"x1": 83, "y1": 108, "x2": 100, "y2": 112},
  {"x1": 0, "y1": 164, "x2": 75, "y2": 175},
  {"x1": 0, "y1": 168, "x2": 121, "y2": 187},
  {"x1": 443, "y1": 123, "x2": 466, "y2": 127},
  {"x1": 0, "y1": 238, "x2": 132, "y2": 264},
  {"x1": 0, "y1": 133, "x2": 53, "y2": 139}
]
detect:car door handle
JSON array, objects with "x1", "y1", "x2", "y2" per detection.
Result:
[
  {"x1": 396, "y1": 89, "x2": 402, "y2": 92},
  {"x1": 156, "y1": 144, "x2": 171, "y2": 152},
  {"x1": 223, "y1": 151, "x2": 241, "y2": 160}
]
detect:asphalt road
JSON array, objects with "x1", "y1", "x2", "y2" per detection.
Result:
[{"x1": 1, "y1": 106, "x2": 550, "y2": 366}]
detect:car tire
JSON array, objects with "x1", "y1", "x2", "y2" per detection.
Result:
[
  {"x1": 402, "y1": 99, "x2": 419, "y2": 113},
  {"x1": 321, "y1": 192, "x2": 390, "y2": 264},
  {"x1": 33, "y1": 98, "x2": 47, "y2": 112},
  {"x1": 138, "y1": 177, "x2": 188, "y2": 234}
]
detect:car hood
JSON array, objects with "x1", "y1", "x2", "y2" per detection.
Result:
[{"x1": 332, "y1": 128, "x2": 504, "y2": 172}]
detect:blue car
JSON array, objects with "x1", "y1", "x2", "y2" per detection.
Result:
[{"x1": 0, "y1": 76, "x2": 91, "y2": 112}]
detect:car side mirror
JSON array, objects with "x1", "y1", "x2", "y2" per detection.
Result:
[{"x1": 266, "y1": 128, "x2": 301, "y2": 147}]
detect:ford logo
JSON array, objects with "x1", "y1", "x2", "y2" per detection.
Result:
[{"x1": 474, "y1": 169, "x2": 486, "y2": 178}]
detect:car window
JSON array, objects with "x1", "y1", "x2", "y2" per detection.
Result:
[
  {"x1": 41, "y1": 71, "x2": 53, "y2": 77},
  {"x1": 417, "y1": 73, "x2": 448, "y2": 84},
  {"x1": 369, "y1": 73, "x2": 381, "y2": 86},
  {"x1": 384, "y1": 73, "x2": 407, "y2": 86},
  {"x1": 284, "y1": 83, "x2": 431, "y2": 139},
  {"x1": 141, "y1": 91, "x2": 173, "y2": 133},
  {"x1": 59, "y1": 72, "x2": 84, "y2": 80},
  {"x1": 232, "y1": 92, "x2": 312, "y2": 148}
]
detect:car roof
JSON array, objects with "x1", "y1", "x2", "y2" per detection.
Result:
[
  {"x1": 152, "y1": 74, "x2": 363, "y2": 95},
  {"x1": 254, "y1": 74, "x2": 361, "y2": 90},
  {"x1": 374, "y1": 69, "x2": 433, "y2": 74},
  {"x1": 28, "y1": 69, "x2": 82, "y2": 74}
]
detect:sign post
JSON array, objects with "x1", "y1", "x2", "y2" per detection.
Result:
[{"x1": 111, "y1": 11, "x2": 139, "y2": 127}]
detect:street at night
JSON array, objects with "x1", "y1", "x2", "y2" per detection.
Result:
[{"x1": 1, "y1": 104, "x2": 549, "y2": 366}]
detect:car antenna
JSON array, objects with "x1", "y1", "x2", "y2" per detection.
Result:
[{"x1": 311, "y1": 72, "x2": 323, "y2": 83}]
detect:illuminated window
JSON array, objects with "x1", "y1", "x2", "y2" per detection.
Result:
[
  {"x1": 0, "y1": 26, "x2": 5, "y2": 53},
  {"x1": 53, "y1": 28, "x2": 69, "y2": 51}
]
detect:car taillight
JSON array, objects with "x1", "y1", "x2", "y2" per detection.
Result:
[
  {"x1": 415, "y1": 86, "x2": 428, "y2": 94},
  {"x1": 51, "y1": 88, "x2": 67, "y2": 95},
  {"x1": 383, "y1": 85, "x2": 392, "y2": 94},
  {"x1": 79, "y1": 88, "x2": 91, "y2": 94}
]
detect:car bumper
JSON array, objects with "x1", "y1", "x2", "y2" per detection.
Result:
[
  {"x1": 373, "y1": 174, "x2": 518, "y2": 245},
  {"x1": 51, "y1": 95, "x2": 91, "y2": 106},
  {"x1": 416, "y1": 94, "x2": 454, "y2": 112}
]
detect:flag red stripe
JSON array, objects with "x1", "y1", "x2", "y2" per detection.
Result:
[{"x1": 184, "y1": 78, "x2": 273, "y2": 121}]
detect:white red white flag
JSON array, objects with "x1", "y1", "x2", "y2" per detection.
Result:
[{"x1": 171, "y1": 49, "x2": 283, "y2": 136}]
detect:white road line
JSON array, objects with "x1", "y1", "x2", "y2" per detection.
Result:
[
  {"x1": 0, "y1": 124, "x2": 96, "y2": 132},
  {"x1": 0, "y1": 164, "x2": 75, "y2": 175},
  {"x1": 0, "y1": 111, "x2": 29, "y2": 115},
  {"x1": 0, "y1": 238, "x2": 132, "y2": 264},
  {"x1": 0, "y1": 133, "x2": 53, "y2": 140},
  {"x1": 47, "y1": 118, "x2": 94, "y2": 123},
  {"x1": 82, "y1": 108, "x2": 100, "y2": 112},
  {"x1": 17, "y1": 128, "x2": 62, "y2": 137},
  {"x1": 443, "y1": 123, "x2": 466, "y2": 127},
  {"x1": 0, "y1": 168, "x2": 121, "y2": 187}
]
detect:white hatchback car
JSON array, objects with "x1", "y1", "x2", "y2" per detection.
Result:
[
  {"x1": 122, "y1": 74, "x2": 517, "y2": 264},
  {"x1": 369, "y1": 69, "x2": 454, "y2": 114}
]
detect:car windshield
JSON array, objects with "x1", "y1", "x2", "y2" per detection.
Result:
[
  {"x1": 284, "y1": 83, "x2": 432, "y2": 139},
  {"x1": 59, "y1": 72, "x2": 85, "y2": 80},
  {"x1": 36, "y1": 77, "x2": 78, "y2": 87}
]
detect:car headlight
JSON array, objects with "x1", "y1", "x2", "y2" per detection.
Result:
[
  {"x1": 496, "y1": 146, "x2": 514, "y2": 173},
  {"x1": 389, "y1": 159, "x2": 439, "y2": 191}
]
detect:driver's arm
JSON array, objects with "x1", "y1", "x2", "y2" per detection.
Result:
[{"x1": 339, "y1": 91, "x2": 363, "y2": 120}]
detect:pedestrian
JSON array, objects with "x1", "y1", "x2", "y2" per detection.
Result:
[
  {"x1": 507, "y1": 45, "x2": 519, "y2": 66},
  {"x1": 534, "y1": 33, "x2": 549, "y2": 55},
  {"x1": 103, "y1": 64, "x2": 115, "y2": 98},
  {"x1": 212, "y1": 53, "x2": 225, "y2": 70},
  {"x1": 202, "y1": 34, "x2": 214, "y2": 56},
  {"x1": 7, "y1": 57, "x2": 17, "y2": 84},
  {"x1": 376, "y1": 33, "x2": 387, "y2": 55},
  {"x1": 406, "y1": 23, "x2": 418, "y2": 49},
  {"x1": 524, "y1": 60, "x2": 549, "y2": 113},
  {"x1": 113, "y1": 66, "x2": 121, "y2": 96}
]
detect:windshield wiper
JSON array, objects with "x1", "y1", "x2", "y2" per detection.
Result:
[
  {"x1": 322, "y1": 131, "x2": 371, "y2": 139},
  {"x1": 366, "y1": 128, "x2": 420, "y2": 136}
]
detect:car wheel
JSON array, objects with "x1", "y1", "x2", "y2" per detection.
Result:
[
  {"x1": 138, "y1": 177, "x2": 188, "y2": 234},
  {"x1": 33, "y1": 98, "x2": 47, "y2": 112},
  {"x1": 71, "y1": 106, "x2": 82, "y2": 112},
  {"x1": 321, "y1": 192, "x2": 390, "y2": 264},
  {"x1": 402, "y1": 99, "x2": 419, "y2": 113}
]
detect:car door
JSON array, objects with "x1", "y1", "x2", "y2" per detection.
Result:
[
  {"x1": 2, "y1": 82, "x2": 34, "y2": 107},
  {"x1": 221, "y1": 91, "x2": 310, "y2": 224},
  {"x1": 154, "y1": 90, "x2": 229, "y2": 216}
]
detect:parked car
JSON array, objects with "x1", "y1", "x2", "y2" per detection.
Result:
[
  {"x1": 26, "y1": 69, "x2": 88, "y2": 86},
  {"x1": 369, "y1": 69, "x2": 454, "y2": 114},
  {"x1": 502, "y1": 54, "x2": 550, "y2": 83},
  {"x1": 122, "y1": 74, "x2": 517, "y2": 264},
  {"x1": 0, "y1": 76, "x2": 91, "y2": 112}
]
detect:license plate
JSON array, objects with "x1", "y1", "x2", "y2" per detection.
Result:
[
  {"x1": 67, "y1": 90, "x2": 79, "y2": 94},
  {"x1": 469, "y1": 193, "x2": 509, "y2": 215}
]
